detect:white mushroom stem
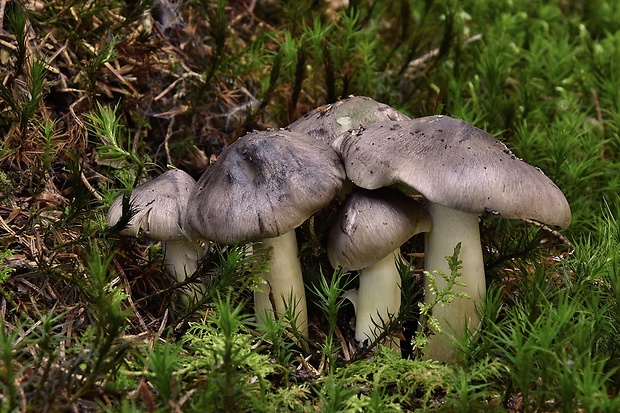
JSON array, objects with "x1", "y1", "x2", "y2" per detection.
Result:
[
  {"x1": 253, "y1": 230, "x2": 308, "y2": 337},
  {"x1": 423, "y1": 202, "x2": 485, "y2": 362},
  {"x1": 162, "y1": 239, "x2": 207, "y2": 300},
  {"x1": 355, "y1": 249, "x2": 402, "y2": 350}
]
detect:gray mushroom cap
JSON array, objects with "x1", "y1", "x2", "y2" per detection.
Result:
[
  {"x1": 340, "y1": 116, "x2": 571, "y2": 228},
  {"x1": 107, "y1": 169, "x2": 196, "y2": 240},
  {"x1": 287, "y1": 96, "x2": 409, "y2": 149},
  {"x1": 186, "y1": 129, "x2": 346, "y2": 244},
  {"x1": 327, "y1": 188, "x2": 432, "y2": 270}
]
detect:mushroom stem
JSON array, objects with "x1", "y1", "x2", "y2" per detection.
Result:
[
  {"x1": 422, "y1": 202, "x2": 485, "y2": 362},
  {"x1": 355, "y1": 249, "x2": 402, "y2": 350},
  {"x1": 162, "y1": 239, "x2": 207, "y2": 300},
  {"x1": 254, "y1": 231, "x2": 308, "y2": 337}
]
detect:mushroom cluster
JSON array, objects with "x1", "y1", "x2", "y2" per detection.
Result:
[
  {"x1": 338, "y1": 115, "x2": 571, "y2": 361},
  {"x1": 108, "y1": 96, "x2": 570, "y2": 362}
]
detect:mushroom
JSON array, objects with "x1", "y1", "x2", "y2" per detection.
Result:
[
  {"x1": 287, "y1": 95, "x2": 409, "y2": 151},
  {"x1": 107, "y1": 169, "x2": 206, "y2": 298},
  {"x1": 287, "y1": 96, "x2": 410, "y2": 199},
  {"x1": 339, "y1": 116, "x2": 571, "y2": 362},
  {"x1": 186, "y1": 129, "x2": 346, "y2": 336},
  {"x1": 327, "y1": 187, "x2": 431, "y2": 348}
]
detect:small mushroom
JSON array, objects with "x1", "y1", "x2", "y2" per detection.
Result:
[
  {"x1": 327, "y1": 188, "x2": 431, "y2": 348},
  {"x1": 288, "y1": 96, "x2": 410, "y2": 199},
  {"x1": 340, "y1": 116, "x2": 571, "y2": 362},
  {"x1": 186, "y1": 129, "x2": 346, "y2": 336},
  {"x1": 287, "y1": 95, "x2": 409, "y2": 152},
  {"x1": 107, "y1": 169, "x2": 206, "y2": 298}
]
